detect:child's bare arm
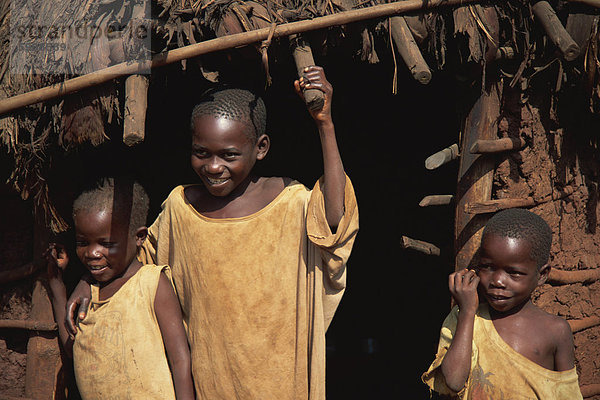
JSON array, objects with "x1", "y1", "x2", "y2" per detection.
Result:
[
  {"x1": 44, "y1": 243, "x2": 74, "y2": 356},
  {"x1": 154, "y1": 272, "x2": 195, "y2": 400},
  {"x1": 440, "y1": 269, "x2": 480, "y2": 392},
  {"x1": 295, "y1": 66, "x2": 345, "y2": 228},
  {"x1": 553, "y1": 317, "x2": 575, "y2": 371}
]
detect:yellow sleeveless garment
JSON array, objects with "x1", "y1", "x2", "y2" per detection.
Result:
[
  {"x1": 422, "y1": 303, "x2": 583, "y2": 399},
  {"x1": 73, "y1": 265, "x2": 176, "y2": 400}
]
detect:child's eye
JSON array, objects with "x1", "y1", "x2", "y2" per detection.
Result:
[
  {"x1": 223, "y1": 153, "x2": 239, "y2": 160},
  {"x1": 75, "y1": 241, "x2": 87, "y2": 247},
  {"x1": 101, "y1": 242, "x2": 116, "y2": 248},
  {"x1": 193, "y1": 149, "x2": 209, "y2": 158}
]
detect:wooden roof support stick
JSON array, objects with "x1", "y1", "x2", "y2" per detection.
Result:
[
  {"x1": 455, "y1": 83, "x2": 501, "y2": 271},
  {"x1": 389, "y1": 16, "x2": 432, "y2": 84},
  {"x1": 0, "y1": 0, "x2": 483, "y2": 116},
  {"x1": 580, "y1": 384, "x2": 600, "y2": 398},
  {"x1": 495, "y1": 46, "x2": 516, "y2": 60},
  {"x1": 289, "y1": 34, "x2": 324, "y2": 111},
  {"x1": 419, "y1": 195, "x2": 454, "y2": 207},
  {"x1": 25, "y1": 216, "x2": 63, "y2": 400},
  {"x1": 425, "y1": 143, "x2": 459, "y2": 170},
  {"x1": 548, "y1": 268, "x2": 600, "y2": 284},
  {"x1": 400, "y1": 236, "x2": 441, "y2": 256},
  {"x1": 465, "y1": 185, "x2": 575, "y2": 214},
  {"x1": 0, "y1": 320, "x2": 57, "y2": 331},
  {"x1": 568, "y1": 315, "x2": 600, "y2": 333},
  {"x1": 123, "y1": 74, "x2": 149, "y2": 146},
  {"x1": 532, "y1": 1, "x2": 580, "y2": 61},
  {"x1": 566, "y1": 0, "x2": 600, "y2": 8},
  {"x1": 470, "y1": 137, "x2": 526, "y2": 154}
]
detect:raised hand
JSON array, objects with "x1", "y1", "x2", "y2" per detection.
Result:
[
  {"x1": 448, "y1": 268, "x2": 480, "y2": 314},
  {"x1": 44, "y1": 243, "x2": 69, "y2": 278},
  {"x1": 294, "y1": 65, "x2": 333, "y2": 125}
]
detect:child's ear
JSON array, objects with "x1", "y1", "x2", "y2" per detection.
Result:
[
  {"x1": 255, "y1": 134, "x2": 270, "y2": 160},
  {"x1": 135, "y1": 226, "x2": 148, "y2": 246},
  {"x1": 537, "y1": 264, "x2": 550, "y2": 285}
]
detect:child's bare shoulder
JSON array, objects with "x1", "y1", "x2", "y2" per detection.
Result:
[{"x1": 532, "y1": 306, "x2": 573, "y2": 346}]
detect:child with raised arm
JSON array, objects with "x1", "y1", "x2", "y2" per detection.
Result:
[
  {"x1": 67, "y1": 66, "x2": 359, "y2": 399},
  {"x1": 422, "y1": 208, "x2": 582, "y2": 399},
  {"x1": 46, "y1": 177, "x2": 194, "y2": 400}
]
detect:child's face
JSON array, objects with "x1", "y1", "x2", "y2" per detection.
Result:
[
  {"x1": 191, "y1": 115, "x2": 267, "y2": 197},
  {"x1": 74, "y1": 209, "x2": 142, "y2": 283},
  {"x1": 476, "y1": 233, "x2": 546, "y2": 313}
]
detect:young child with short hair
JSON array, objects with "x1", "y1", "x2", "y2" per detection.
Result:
[
  {"x1": 46, "y1": 177, "x2": 195, "y2": 400},
  {"x1": 422, "y1": 208, "x2": 583, "y2": 399},
  {"x1": 67, "y1": 66, "x2": 359, "y2": 399}
]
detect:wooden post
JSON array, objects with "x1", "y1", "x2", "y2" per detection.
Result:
[
  {"x1": 24, "y1": 217, "x2": 63, "y2": 400},
  {"x1": 454, "y1": 83, "x2": 501, "y2": 270},
  {"x1": 469, "y1": 137, "x2": 526, "y2": 154},
  {"x1": 389, "y1": 16, "x2": 432, "y2": 84},
  {"x1": 123, "y1": 74, "x2": 149, "y2": 146},
  {"x1": 425, "y1": 143, "x2": 459, "y2": 170},
  {"x1": 289, "y1": 34, "x2": 325, "y2": 111},
  {"x1": 532, "y1": 1, "x2": 580, "y2": 61}
]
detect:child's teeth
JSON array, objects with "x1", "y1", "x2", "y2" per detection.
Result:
[{"x1": 207, "y1": 178, "x2": 226, "y2": 184}]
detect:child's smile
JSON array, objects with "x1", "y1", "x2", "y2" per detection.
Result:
[
  {"x1": 190, "y1": 115, "x2": 267, "y2": 197},
  {"x1": 476, "y1": 234, "x2": 545, "y2": 314}
]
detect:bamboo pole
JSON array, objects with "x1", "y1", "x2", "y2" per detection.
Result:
[
  {"x1": 425, "y1": 143, "x2": 459, "y2": 170},
  {"x1": 389, "y1": 16, "x2": 432, "y2": 84},
  {"x1": 419, "y1": 195, "x2": 454, "y2": 206},
  {"x1": 400, "y1": 236, "x2": 441, "y2": 256},
  {"x1": 0, "y1": 0, "x2": 481, "y2": 116},
  {"x1": 469, "y1": 137, "x2": 526, "y2": 154},
  {"x1": 568, "y1": 316, "x2": 600, "y2": 333},
  {"x1": 532, "y1": 1, "x2": 580, "y2": 61},
  {"x1": 548, "y1": 268, "x2": 600, "y2": 284}
]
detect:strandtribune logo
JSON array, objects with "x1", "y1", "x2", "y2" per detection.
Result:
[{"x1": 10, "y1": 0, "x2": 151, "y2": 75}]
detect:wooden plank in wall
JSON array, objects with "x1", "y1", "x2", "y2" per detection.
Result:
[{"x1": 454, "y1": 83, "x2": 501, "y2": 271}]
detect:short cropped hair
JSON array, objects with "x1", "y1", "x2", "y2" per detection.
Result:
[
  {"x1": 72, "y1": 177, "x2": 149, "y2": 235},
  {"x1": 190, "y1": 88, "x2": 267, "y2": 142},
  {"x1": 482, "y1": 208, "x2": 552, "y2": 268}
]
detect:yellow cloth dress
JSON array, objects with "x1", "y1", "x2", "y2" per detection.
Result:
[
  {"x1": 73, "y1": 265, "x2": 176, "y2": 400},
  {"x1": 139, "y1": 176, "x2": 359, "y2": 399},
  {"x1": 422, "y1": 303, "x2": 583, "y2": 399}
]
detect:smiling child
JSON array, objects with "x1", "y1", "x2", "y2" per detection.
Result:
[
  {"x1": 46, "y1": 178, "x2": 194, "y2": 400},
  {"x1": 66, "y1": 66, "x2": 359, "y2": 399},
  {"x1": 422, "y1": 208, "x2": 582, "y2": 399}
]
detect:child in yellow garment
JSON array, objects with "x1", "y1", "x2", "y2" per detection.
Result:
[
  {"x1": 422, "y1": 208, "x2": 582, "y2": 399},
  {"x1": 46, "y1": 178, "x2": 195, "y2": 400},
  {"x1": 67, "y1": 66, "x2": 358, "y2": 399}
]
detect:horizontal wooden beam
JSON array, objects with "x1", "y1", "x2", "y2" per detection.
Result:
[
  {"x1": 0, "y1": 319, "x2": 57, "y2": 331},
  {"x1": 400, "y1": 235, "x2": 441, "y2": 256},
  {"x1": 469, "y1": 137, "x2": 526, "y2": 154},
  {"x1": 419, "y1": 195, "x2": 454, "y2": 207},
  {"x1": 566, "y1": 0, "x2": 600, "y2": 8},
  {"x1": 548, "y1": 268, "x2": 600, "y2": 284},
  {"x1": 580, "y1": 383, "x2": 600, "y2": 398},
  {"x1": 465, "y1": 186, "x2": 575, "y2": 214},
  {"x1": 425, "y1": 143, "x2": 459, "y2": 170},
  {"x1": 0, "y1": 0, "x2": 482, "y2": 116},
  {"x1": 568, "y1": 315, "x2": 600, "y2": 333}
]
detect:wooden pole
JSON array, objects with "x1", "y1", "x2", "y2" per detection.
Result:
[
  {"x1": 454, "y1": 83, "x2": 501, "y2": 270},
  {"x1": 0, "y1": 320, "x2": 57, "y2": 331},
  {"x1": 469, "y1": 137, "x2": 526, "y2": 154},
  {"x1": 568, "y1": 316, "x2": 600, "y2": 333},
  {"x1": 0, "y1": 0, "x2": 482, "y2": 116},
  {"x1": 580, "y1": 384, "x2": 600, "y2": 398},
  {"x1": 532, "y1": 1, "x2": 580, "y2": 61},
  {"x1": 465, "y1": 186, "x2": 574, "y2": 214},
  {"x1": 389, "y1": 16, "x2": 432, "y2": 84},
  {"x1": 548, "y1": 268, "x2": 600, "y2": 284},
  {"x1": 400, "y1": 236, "x2": 441, "y2": 256},
  {"x1": 419, "y1": 195, "x2": 454, "y2": 206},
  {"x1": 123, "y1": 74, "x2": 149, "y2": 146},
  {"x1": 289, "y1": 34, "x2": 325, "y2": 111},
  {"x1": 566, "y1": 0, "x2": 600, "y2": 8},
  {"x1": 425, "y1": 143, "x2": 459, "y2": 170}
]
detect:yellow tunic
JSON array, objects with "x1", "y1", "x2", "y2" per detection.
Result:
[
  {"x1": 422, "y1": 303, "x2": 583, "y2": 399},
  {"x1": 73, "y1": 265, "x2": 176, "y2": 400},
  {"x1": 139, "y1": 176, "x2": 359, "y2": 399}
]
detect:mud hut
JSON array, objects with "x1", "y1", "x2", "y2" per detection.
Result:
[{"x1": 0, "y1": 0, "x2": 599, "y2": 398}]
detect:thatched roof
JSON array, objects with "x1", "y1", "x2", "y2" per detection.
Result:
[{"x1": 1, "y1": 0, "x2": 599, "y2": 231}]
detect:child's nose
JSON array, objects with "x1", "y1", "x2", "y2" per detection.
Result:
[
  {"x1": 85, "y1": 246, "x2": 102, "y2": 259},
  {"x1": 490, "y1": 270, "x2": 506, "y2": 287},
  {"x1": 205, "y1": 157, "x2": 225, "y2": 174}
]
